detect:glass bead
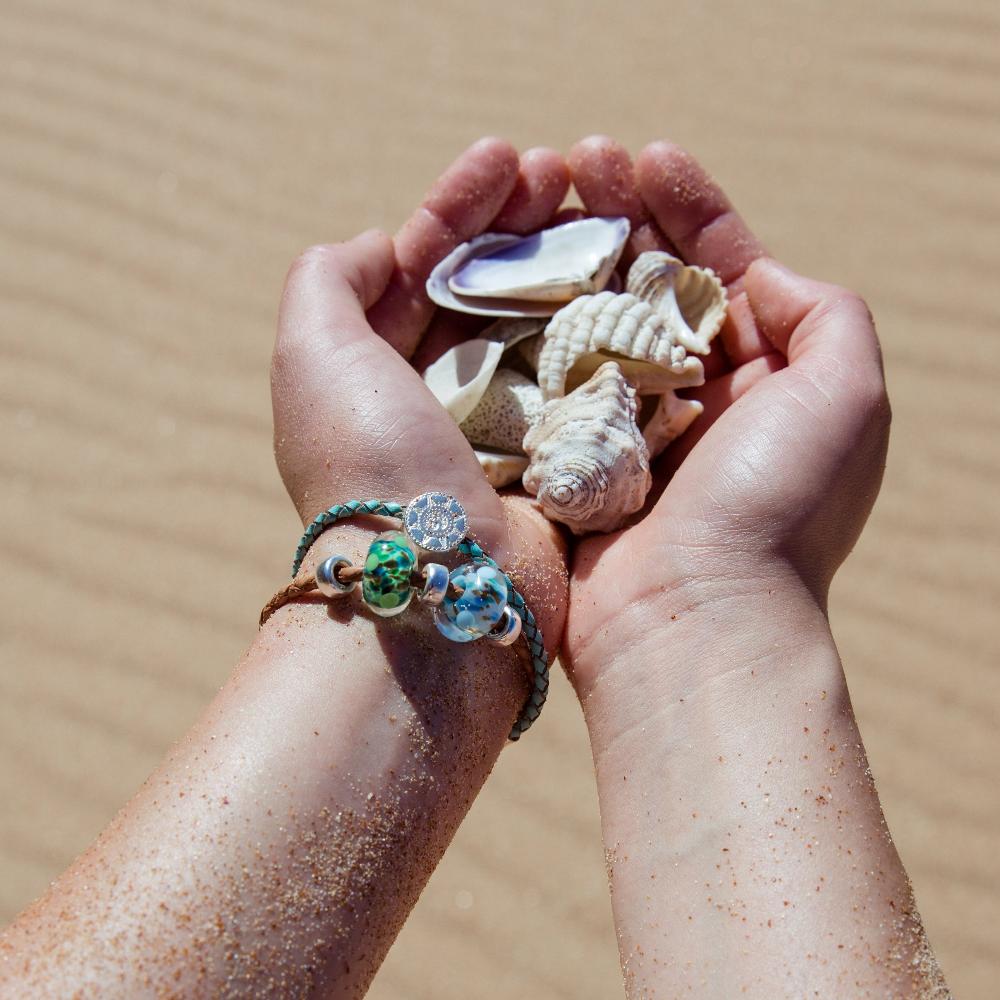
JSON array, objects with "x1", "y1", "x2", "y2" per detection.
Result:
[
  {"x1": 433, "y1": 562, "x2": 509, "y2": 643},
  {"x1": 361, "y1": 531, "x2": 417, "y2": 618}
]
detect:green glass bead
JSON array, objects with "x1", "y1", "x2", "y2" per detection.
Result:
[{"x1": 361, "y1": 531, "x2": 417, "y2": 618}]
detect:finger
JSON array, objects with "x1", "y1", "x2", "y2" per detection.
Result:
[
  {"x1": 634, "y1": 141, "x2": 767, "y2": 285},
  {"x1": 367, "y1": 137, "x2": 520, "y2": 359},
  {"x1": 276, "y1": 231, "x2": 396, "y2": 357},
  {"x1": 649, "y1": 352, "x2": 785, "y2": 497},
  {"x1": 568, "y1": 135, "x2": 672, "y2": 267},
  {"x1": 744, "y1": 258, "x2": 884, "y2": 372},
  {"x1": 411, "y1": 148, "x2": 572, "y2": 372},
  {"x1": 719, "y1": 289, "x2": 773, "y2": 367},
  {"x1": 411, "y1": 150, "x2": 575, "y2": 372},
  {"x1": 271, "y1": 232, "x2": 434, "y2": 519},
  {"x1": 492, "y1": 147, "x2": 570, "y2": 234}
]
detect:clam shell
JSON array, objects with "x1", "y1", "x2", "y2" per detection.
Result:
[
  {"x1": 460, "y1": 368, "x2": 544, "y2": 454},
  {"x1": 626, "y1": 251, "x2": 727, "y2": 355},
  {"x1": 523, "y1": 361, "x2": 651, "y2": 534},
  {"x1": 422, "y1": 338, "x2": 505, "y2": 424},
  {"x1": 536, "y1": 291, "x2": 705, "y2": 401},
  {"x1": 422, "y1": 318, "x2": 545, "y2": 427},
  {"x1": 475, "y1": 448, "x2": 529, "y2": 489},
  {"x1": 426, "y1": 217, "x2": 630, "y2": 318},
  {"x1": 642, "y1": 391, "x2": 704, "y2": 458}
]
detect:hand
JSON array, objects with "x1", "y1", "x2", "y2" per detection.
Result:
[
  {"x1": 0, "y1": 142, "x2": 579, "y2": 1000},
  {"x1": 562, "y1": 137, "x2": 890, "y2": 690},
  {"x1": 270, "y1": 138, "x2": 571, "y2": 646}
]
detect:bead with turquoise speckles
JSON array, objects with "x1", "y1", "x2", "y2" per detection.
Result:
[
  {"x1": 362, "y1": 531, "x2": 417, "y2": 618},
  {"x1": 433, "y1": 562, "x2": 509, "y2": 642}
]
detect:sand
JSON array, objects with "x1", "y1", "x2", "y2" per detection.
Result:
[{"x1": 0, "y1": 1, "x2": 997, "y2": 997}]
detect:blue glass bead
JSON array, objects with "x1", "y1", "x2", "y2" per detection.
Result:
[{"x1": 433, "y1": 562, "x2": 509, "y2": 643}]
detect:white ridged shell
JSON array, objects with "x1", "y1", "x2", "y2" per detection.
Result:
[
  {"x1": 523, "y1": 361, "x2": 651, "y2": 534},
  {"x1": 460, "y1": 368, "x2": 544, "y2": 454},
  {"x1": 626, "y1": 251, "x2": 727, "y2": 355},
  {"x1": 536, "y1": 291, "x2": 706, "y2": 401}
]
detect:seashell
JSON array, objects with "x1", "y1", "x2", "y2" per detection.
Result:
[
  {"x1": 641, "y1": 391, "x2": 704, "y2": 458},
  {"x1": 536, "y1": 291, "x2": 706, "y2": 401},
  {"x1": 460, "y1": 368, "x2": 544, "y2": 454},
  {"x1": 422, "y1": 338, "x2": 505, "y2": 424},
  {"x1": 479, "y1": 316, "x2": 547, "y2": 348},
  {"x1": 626, "y1": 251, "x2": 727, "y2": 356},
  {"x1": 475, "y1": 448, "x2": 529, "y2": 489},
  {"x1": 426, "y1": 217, "x2": 630, "y2": 318},
  {"x1": 523, "y1": 361, "x2": 651, "y2": 534},
  {"x1": 516, "y1": 333, "x2": 545, "y2": 374}
]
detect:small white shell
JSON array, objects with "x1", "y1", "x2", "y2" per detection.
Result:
[
  {"x1": 475, "y1": 448, "x2": 529, "y2": 489},
  {"x1": 642, "y1": 391, "x2": 704, "y2": 458},
  {"x1": 426, "y1": 217, "x2": 630, "y2": 317},
  {"x1": 422, "y1": 338, "x2": 505, "y2": 424},
  {"x1": 626, "y1": 251, "x2": 727, "y2": 355},
  {"x1": 536, "y1": 291, "x2": 705, "y2": 400},
  {"x1": 460, "y1": 368, "x2": 544, "y2": 454},
  {"x1": 523, "y1": 361, "x2": 651, "y2": 534}
]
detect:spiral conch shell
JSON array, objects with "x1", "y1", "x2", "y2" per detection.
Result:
[
  {"x1": 523, "y1": 361, "x2": 651, "y2": 534},
  {"x1": 625, "y1": 251, "x2": 726, "y2": 355}
]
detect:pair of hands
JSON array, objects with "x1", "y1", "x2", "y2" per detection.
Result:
[{"x1": 270, "y1": 136, "x2": 890, "y2": 696}]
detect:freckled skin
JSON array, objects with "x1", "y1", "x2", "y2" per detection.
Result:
[
  {"x1": 564, "y1": 136, "x2": 950, "y2": 998},
  {"x1": 0, "y1": 522, "x2": 562, "y2": 999},
  {"x1": 0, "y1": 139, "x2": 571, "y2": 999},
  {"x1": 0, "y1": 132, "x2": 952, "y2": 999}
]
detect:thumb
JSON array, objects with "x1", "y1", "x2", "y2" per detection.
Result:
[
  {"x1": 270, "y1": 231, "x2": 407, "y2": 521},
  {"x1": 745, "y1": 257, "x2": 887, "y2": 408}
]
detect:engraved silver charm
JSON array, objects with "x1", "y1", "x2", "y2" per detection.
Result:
[{"x1": 403, "y1": 492, "x2": 468, "y2": 553}]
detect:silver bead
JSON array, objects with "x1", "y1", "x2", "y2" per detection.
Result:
[
  {"x1": 419, "y1": 562, "x2": 450, "y2": 605},
  {"x1": 316, "y1": 555, "x2": 356, "y2": 597},
  {"x1": 487, "y1": 605, "x2": 522, "y2": 646}
]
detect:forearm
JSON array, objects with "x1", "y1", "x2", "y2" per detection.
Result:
[
  {"x1": 574, "y1": 576, "x2": 949, "y2": 998},
  {"x1": 0, "y1": 525, "x2": 536, "y2": 998}
]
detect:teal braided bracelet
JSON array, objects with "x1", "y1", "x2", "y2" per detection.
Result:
[
  {"x1": 292, "y1": 499, "x2": 405, "y2": 577},
  {"x1": 287, "y1": 494, "x2": 548, "y2": 741}
]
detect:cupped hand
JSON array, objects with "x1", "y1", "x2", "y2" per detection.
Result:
[
  {"x1": 563, "y1": 137, "x2": 891, "y2": 687},
  {"x1": 270, "y1": 139, "x2": 571, "y2": 649}
]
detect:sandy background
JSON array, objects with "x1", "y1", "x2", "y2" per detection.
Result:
[{"x1": 1, "y1": 0, "x2": 998, "y2": 996}]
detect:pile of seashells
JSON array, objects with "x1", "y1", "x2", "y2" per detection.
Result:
[{"x1": 422, "y1": 217, "x2": 728, "y2": 534}]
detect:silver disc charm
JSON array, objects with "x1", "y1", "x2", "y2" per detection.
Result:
[{"x1": 403, "y1": 492, "x2": 468, "y2": 553}]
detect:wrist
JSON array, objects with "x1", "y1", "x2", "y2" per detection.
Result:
[
  {"x1": 568, "y1": 559, "x2": 836, "y2": 722},
  {"x1": 261, "y1": 491, "x2": 567, "y2": 742},
  {"x1": 285, "y1": 493, "x2": 567, "y2": 655}
]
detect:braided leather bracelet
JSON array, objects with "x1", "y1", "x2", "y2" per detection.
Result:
[{"x1": 265, "y1": 494, "x2": 549, "y2": 741}]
